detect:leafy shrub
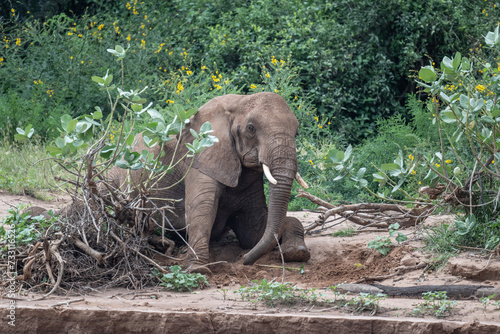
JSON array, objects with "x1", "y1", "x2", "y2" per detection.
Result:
[
  {"x1": 154, "y1": 265, "x2": 208, "y2": 292},
  {"x1": 234, "y1": 279, "x2": 328, "y2": 307},
  {"x1": 0, "y1": 205, "x2": 60, "y2": 252},
  {"x1": 411, "y1": 291, "x2": 457, "y2": 318}
]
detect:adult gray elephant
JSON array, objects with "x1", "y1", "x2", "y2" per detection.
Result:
[
  {"x1": 125, "y1": 92, "x2": 310, "y2": 272},
  {"x1": 33, "y1": 92, "x2": 311, "y2": 273}
]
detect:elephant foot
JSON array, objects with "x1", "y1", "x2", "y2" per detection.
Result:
[
  {"x1": 280, "y1": 216, "x2": 311, "y2": 262},
  {"x1": 282, "y1": 245, "x2": 311, "y2": 262}
]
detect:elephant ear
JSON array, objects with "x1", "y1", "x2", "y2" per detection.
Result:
[{"x1": 183, "y1": 95, "x2": 242, "y2": 188}]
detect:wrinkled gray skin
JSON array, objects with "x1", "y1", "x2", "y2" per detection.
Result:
[{"x1": 33, "y1": 92, "x2": 311, "y2": 273}]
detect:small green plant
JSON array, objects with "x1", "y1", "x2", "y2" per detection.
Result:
[
  {"x1": 328, "y1": 283, "x2": 348, "y2": 304},
  {"x1": 0, "y1": 204, "x2": 59, "y2": 252},
  {"x1": 233, "y1": 279, "x2": 328, "y2": 307},
  {"x1": 346, "y1": 293, "x2": 386, "y2": 315},
  {"x1": 411, "y1": 291, "x2": 457, "y2": 318},
  {"x1": 218, "y1": 288, "x2": 229, "y2": 301},
  {"x1": 368, "y1": 223, "x2": 408, "y2": 255},
  {"x1": 154, "y1": 265, "x2": 208, "y2": 292},
  {"x1": 480, "y1": 294, "x2": 497, "y2": 312},
  {"x1": 332, "y1": 227, "x2": 357, "y2": 237}
]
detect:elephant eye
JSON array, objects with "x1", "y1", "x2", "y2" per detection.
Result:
[{"x1": 247, "y1": 124, "x2": 256, "y2": 133}]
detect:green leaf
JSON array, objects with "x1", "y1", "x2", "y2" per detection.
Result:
[
  {"x1": 14, "y1": 134, "x2": 28, "y2": 142},
  {"x1": 485, "y1": 25, "x2": 500, "y2": 47},
  {"x1": 116, "y1": 160, "x2": 130, "y2": 169},
  {"x1": 452, "y1": 52, "x2": 461, "y2": 71},
  {"x1": 93, "y1": 108, "x2": 103, "y2": 120},
  {"x1": 126, "y1": 134, "x2": 135, "y2": 146},
  {"x1": 115, "y1": 45, "x2": 125, "y2": 54},
  {"x1": 481, "y1": 115, "x2": 496, "y2": 124},
  {"x1": 131, "y1": 103, "x2": 143, "y2": 113},
  {"x1": 381, "y1": 163, "x2": 399, "y2": 171},
  {"x1": 442, "y1": 56, "x2": 453, "y2": 70},
  {"x1": 91, "y1": 76, "x2": 105, "y2": 84},
  {"x1": 419, "y1": 66, "x2": 437, "y2": 82},
  {"x1": 55, "y1": 137, "x2": 65, "y2": 148},
  {"x1": 147, "y1": 109, "x2": 165, "y2": 122},
  {"x1": 61, "y1": 114, "x2": 72, "y2": 131},
  {"x1": 200, "y1": 121, "x2": 213, "y2": 134},
  {"x1": 99, "y1": 145, "x2": 116, "y2": 159},
  {"x1": 441, "y1": 110, "x2": 457, "y2": 123},
  {"x1": 328, "y1": 148, "x2": 344, "y2": 164},
  {"x1": 67, "y1": 119, "x2": 78, "y2": 132}
]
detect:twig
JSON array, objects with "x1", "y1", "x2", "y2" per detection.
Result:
[
  {"x1": 255, "y1": 264, "x2": 303, "y2": 271},
  {"x1": 274, "y1": 233, "x2": 286, "y2": 284},
  {"x1": 110, "y1": 231, "x2": 168, "y2": 274},
  {"x1": 50, "y1": 298, "x2": 85, "y2": 308},
  {"x1": 73, "y1": 238, "x2": 104, "y2": 261}
]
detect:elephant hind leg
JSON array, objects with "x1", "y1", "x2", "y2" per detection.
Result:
[{"x1": 281, "y1": 217, "x2": 310, "y2": 262}]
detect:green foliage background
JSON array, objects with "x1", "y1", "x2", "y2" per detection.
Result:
[{"x1": 2, "y1": 0, "x2": 498, "y2": 142}]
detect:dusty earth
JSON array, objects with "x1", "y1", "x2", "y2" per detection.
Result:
[{"x1": 1, "y1": 191, "x2": 500, "y2": 333}]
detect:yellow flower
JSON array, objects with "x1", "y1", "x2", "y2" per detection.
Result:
[
  {"x1": 445, "y1": 159, "x2": 452, "y2": 164},
  {"x1": 308, "y1": 160, "x2": 313, "y2": 165},
  {"x1": 435, "y1": 163, "x2": 441, "y2": 168},
  {"x1": 212, "y1": 75, "x2": 220, "y2": 82},
  {"x1": 70, "y1": 56, "x2": 73, "y2": 60},
  {"x1": 476, "y1": 84, "x2": 486, "y2": 92},
  {"x1": 408, "y1": 154, "x2": 414, "y2": 161},
  {"x1": 271, "y1": 56, "x2": 277, "y2": 66},
  {"x1": 201, "y1": 65, "x2": 207, "y2": 70},
  {"x1": 81, "y1": 60, "x2": 84, "y2": 64},
  {"x1": 410, "y1": 170, "x2": 416, "y2": 175},
  {"x1": 176, "y1": 81, "x2": 184, "y2": 93},
  {"x1": 314, "y1": 116, "x2": 319, "y2": 122},
  {"x1": 98, "y1": 24, "x2": 104, "y2": 31},
  {"x1": 250, "y1": 84, "x2": 257, "y2": 89},
  {"x1": 265, "y1": 72, "x2": 271, "y2": 78},
  {"x1": 166, "y1": 99, "x2": 174, "y2": 104},
  {"x1": 225, "y1": 79, "x2": 229, "y2": 84},
  {"x1": 274, "y1": 89, "x2": 278, "y2": 93},
  {"x1": 318, "y1": 125, "x2": 322, "y2": 128},
  {"x1": 15, "y1": 38, "x2": 21, "y2": 46},
  {"x1": 187, "y1": 70, "x2": 192, "y2": 76},
  {"x1": 215, "y1": 84, "x2": 222, "y2": 90},
  {"x1": 11, "y1": 8, "x2": 15, "y2": 12},
  {"x1": 418, "y1": 181, "x2": 421, "y2": 185},
  {"x1": 68, "y1": 32, "x2": 73, "y2": 36},
  {"x1": 126, "y1": 34, "x2": 131, "y2": 41}
]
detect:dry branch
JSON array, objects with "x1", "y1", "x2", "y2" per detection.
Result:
[{"x1": 297, "y1": 189, "x2": 435, "y2": 232}]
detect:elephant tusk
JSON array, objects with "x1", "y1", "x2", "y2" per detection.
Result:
[
  {"x1": 263, "y1": 164, "x2": 277, "y2": 185},
  {"x1": 295, "y1": 172, "x2": 309, "y2": 189}
]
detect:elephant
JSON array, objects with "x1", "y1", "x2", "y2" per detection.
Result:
[{"x1": 31, "y1": 92, "x2": 311, "y2": 273}]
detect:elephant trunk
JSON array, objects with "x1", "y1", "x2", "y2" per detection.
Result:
[{"x1": 243, "y1": 142, "x2": 297, "y2": 265}]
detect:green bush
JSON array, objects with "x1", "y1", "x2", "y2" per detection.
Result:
[{"x1": 2, "y1": 0, "x2": 498, "y2": 142}]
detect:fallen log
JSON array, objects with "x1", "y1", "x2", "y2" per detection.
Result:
[{"x1": 337, "y1": 283, "x2": 500, "y2": 300}]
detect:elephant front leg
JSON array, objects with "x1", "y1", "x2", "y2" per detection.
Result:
[
  {"x1": 280, "y1": 217, "x2": 311, "y2": 262},
  {"x1": 184, "y1": 169, "x2": 224, "y2": 274}
]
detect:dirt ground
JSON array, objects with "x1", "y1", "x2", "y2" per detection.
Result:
[{"x1": 1, "y1": 192, "x2": 500, "y2": 332}]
